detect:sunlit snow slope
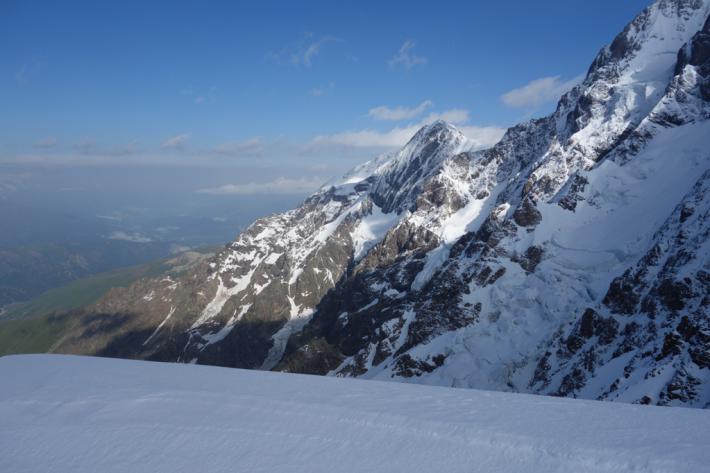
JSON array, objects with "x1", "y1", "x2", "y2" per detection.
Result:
[{"x1": 1, "y1": 355, "x2": 709, "y2": 473}]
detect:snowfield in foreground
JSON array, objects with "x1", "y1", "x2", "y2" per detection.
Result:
[{"x1": 1, "y1": 355, "x2": 709, "y2": 473}]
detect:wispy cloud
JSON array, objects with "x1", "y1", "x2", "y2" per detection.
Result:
[
  {"x1": 107, "y1": 231, "x2": 153, "y2": 243},
  {"x1": 2, "y1": 111, "x2": 503, "y2": 171},
  {"x1": 501, "y1": 74, "x2": 583, "y2": 108},
  {"x1": 388, "y1": 40, "x2": 427, "y2": 70},
  {"x1": 1, "y1": 135, "x2": 265, "y2": 166},
  {"x1": 15, "y1": 65, "x2": 28, "y2": 85},
  {"x1": 368, "y1": 100, "x2": 433, "y2": 121},
  {"x1": 269, "y1": 34, "x2": 341, "y2": 67},
  {"x1": 367, "y1": 100, "x2": 469, "y2": 126},
  {"x1": 310, "y1": 108, "x2": 504, "y2": 151},
  {"x1": 213, "y1": 137, "x2": 263, "y2": 157},
  {"x1": 458, "y1": 125, "x2": 508, "y2": 148},
  {"x1": 35, "y1": 137, "x2": 58, "y2": 149},
  {"x1": 180, "y1": 86, "x2": 216, "y2": 105},
  {"x1": 311, "y1": 82, "x2": 335, "y2": 96},
  {"x1": 294, "y1": 35, "x2": 339, "y2": 66},
  {"x1": 75, "y1": 139, "x2": 137, "y2": 157},
  {"x1": 14, "y1": 57, "x2": 46, "y2": 86},
  {"x1": 311, "y1": 127, "x2": 420, "y2": 149},
  {"x1": 423, "y1": 109, "x2": 469, "y2": 124},
  {"x1": 161, "y1": 133, "x2": 191, "y2": 150},
  {"x1": 0, "y1": 172, "x2": 32, "y2": 194},
  {"x1": 197, "y1": 176, "x2": 325, "y2": 195}
]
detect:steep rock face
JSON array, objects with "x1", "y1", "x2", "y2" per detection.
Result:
[
  {"x1": 54, "y1": 121, "x2": 473, "y2": 369},
  {"x1": 368, "y1": 121, "x2": 472, "y2": 213},
  {"x1": 277, "y1": 0, "x2": 710, "y2": 407},
  {"x1": 53, "y1": 0, "x2": 710, "y2": 408},
  {"x1": 531, "y1": 10, "x2": 710, "y2": 407},
  {"x1": 532, "y1": 171, "x2": 710, "y2": 406}
]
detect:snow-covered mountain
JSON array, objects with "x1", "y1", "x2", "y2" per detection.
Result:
[{"x1": 52, "y1": 0, "x2": 710, "y2": 408}]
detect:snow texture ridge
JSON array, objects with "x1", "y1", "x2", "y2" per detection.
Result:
[{"x1": 2, "y1": 355, "x2": 709, "y2": 473}]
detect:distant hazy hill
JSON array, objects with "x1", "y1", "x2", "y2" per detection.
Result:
[{"x1": 0, "y1": 248, "x2": 215, "y2": 356}]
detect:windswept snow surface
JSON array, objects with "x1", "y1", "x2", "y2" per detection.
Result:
[{"x1": 1, "y1": 355, "x2": 709, "y2": 473}]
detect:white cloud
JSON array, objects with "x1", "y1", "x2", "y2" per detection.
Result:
[
  {"x1": 97, "y1": 214, "x2": 123, "y2": 221},
  {"x1": 310, "y1": 118, "x2": 504, "y2": 151},
  {"x1": 213, "y1": 137, "x2": 263, "y2": 157},
  {"x1": 423, "y1": 109, "x2": 469, "y2": 124},
  {"x1": 388, "y1": 40, "x2": 427, "y2": 70},
  {"x1": 458, "y1": 125, "x2": 506, "y2": 148},
  {"x1": 197, "y1": 176, "x2": 325, "y2": 195},
  {"x1": 107, "y1": 231, "x2": 153, "y2": 243},
  {"x1": 312, "y1": 102, "x2": 503, "y2": 151},
  {"x1": 3, "y1": 107, "x2": 504, "y2": 170},
  {"x1": 15, "y1": 65, "x2": 28, "y2": 85},
  {"x1": 75, "y1": 139, "x2": 137, "y2": 157},
  {"x1": 311, "y1": 82, "x2": 335, "y2": 96},
  {"x1": 290, "y1": 35, "x2": 340, "y2": 66},
  {"x1": 15, "y1": 57, "x2": 46, "y2": 86},
  {"x1": 311, "y1": 126, "x2": 419, "y2": 149},
  {"x1": 180, "y1": 86, "x2": 216, "y2": 105},
  {"x1": 501, "y1": 74, "x2": 584, "y2": 108},
  {"x1": 368, "y1": 100, "x2": 433, "y2": 121},
  {"x1": 0, "y1": 172, "x2": 31, "y2": 193},
  {"x1": 161, "y1": 133, "x2": 191, "y2": 149},
  {"x1": 35, "y1": 137, "x2": 58, "y2": 148}
]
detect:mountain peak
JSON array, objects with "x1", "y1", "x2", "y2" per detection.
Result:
[
  {"x1": 369, "y1": 121, "x2": 470, "y2": 213},
  {"x1": 544, "y1": 0, "x2": 710, "y2": 174},
  {"x1": 329, "y1": 120, "x2": 469, "y2": 212},
  {"x1": 408, "y1": 120, "x2": 463, "y2": 146},
  {"x1": 418, "y1": 118, "x2": 457, "y2": 133},
  {"x1": 586, "y1": 0, "x2": 710, "y2": 80}
]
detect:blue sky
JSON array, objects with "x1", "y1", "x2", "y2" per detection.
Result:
[{"x1": 1, "y1": 0, "x2": 651, "y2": 196}]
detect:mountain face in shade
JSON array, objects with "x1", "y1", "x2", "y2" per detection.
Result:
[{"x1": 53, "y1": 0, "x2": 710, "y2": 408}]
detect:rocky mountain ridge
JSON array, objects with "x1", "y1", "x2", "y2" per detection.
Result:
[{"x1": 49, "y1": 0, "x2": 710, "y2": 407}]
